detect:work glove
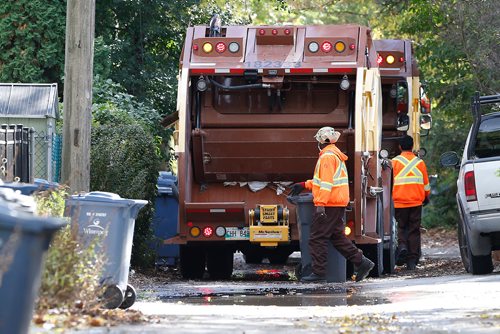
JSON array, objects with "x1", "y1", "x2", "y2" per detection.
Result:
[
  {"x1": 290, "y1": 182, "x2": 305, "y2": 196},
  {"x1": 423, "y1": 196, "x2": 430, "y2": 207}
]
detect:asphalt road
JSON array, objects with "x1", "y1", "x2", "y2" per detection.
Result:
[{"x1": 61, "y1": 242, "x2": 500, "y2": 334}]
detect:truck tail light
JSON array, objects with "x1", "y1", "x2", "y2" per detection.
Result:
[
  {"x1": 215, "y1": 226, "x2": 226, "y2": 237},
  {"x1": 321, "y1": 41, "x2": 332, "y2": 53},
  {"x1": 345, "y1": 220, "x2": 354, "y2": 236},
  {"x1": 228, "y1": 42, "x2": 240, "y2": 53},
  {"x1": 203, "y1": 226, "x2": 214, "y2": 238},
  {"x1": 215, "y1": 42, "x2": 226, "y2": 53},
  {"x1": 464, "y1": 171, "x2": 477, "y2": 201}
]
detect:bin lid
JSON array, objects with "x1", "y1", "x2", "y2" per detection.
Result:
[
  {"x1": 287, "y1": 192, "x2": 314, "y2": 205},
  {"x1": 68, "y1": 191, "x2": 148, "y2": 207},
  {"x1": 157, "y1": 172, "x2": 177, "y2": 195},
  {"x1": 0, "y1": 201, "x2": 67, "y2": 234}
]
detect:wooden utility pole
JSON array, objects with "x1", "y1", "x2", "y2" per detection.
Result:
[{"x1": 61, "y1": 0, "x2": 96, "y2": 193}]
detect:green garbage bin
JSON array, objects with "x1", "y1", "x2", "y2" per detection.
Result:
[
  {"x1": 288, "y1": 193, "x2": 346, "y2": 283},
  {"x1": 0, "y1": 199, "x2": 66, "y2": 334},
  {"x1": 64, "y1": 192, "x2": 147, "y2": 309}
]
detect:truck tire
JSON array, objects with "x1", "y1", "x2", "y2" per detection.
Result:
[
  {"x1": 242, "y1": 248, "x2": 265, "y2": 264},
  {"x1": 180, "y1": 245, "x2": 206, "y2": 279},
  {"x1": 207, "y1": 247, "x2": 234, "y2": 280},
  {"x1": 458, "y1": 218, "x2": 493, "y2": 275},
  {"x1": 268, "y1": 249, "x2": 292, "y2": 265},
  {"x1": 383, "y1": 200, "x2": 396, "y2": 274}
]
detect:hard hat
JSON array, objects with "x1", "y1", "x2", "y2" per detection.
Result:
[{"x1": 314, "y1": 126, "x2": 340, "y2": 144}]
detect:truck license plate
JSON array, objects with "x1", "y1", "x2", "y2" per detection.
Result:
[{"x1": 225, "y1": 227, "x2": 249, "y2": 240}]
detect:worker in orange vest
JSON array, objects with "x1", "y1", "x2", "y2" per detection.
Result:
[
  {"x1": 290, "y1": 126, "x2": 374, "y2": 282},
  {"x1": 392, "y1": 135, "x2": 431, "y2": 270}
]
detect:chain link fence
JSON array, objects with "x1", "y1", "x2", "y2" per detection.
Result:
[{"x1": 32, "y1": 131, "x2": 62, "y2": 183}]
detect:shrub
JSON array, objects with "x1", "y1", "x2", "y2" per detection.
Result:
[
  {"x1": 90, "y1": 123, "x2": 160, "y2": 267},
  {"x1": 35, "y1": 188, "x2": 105, "y2": 311}
]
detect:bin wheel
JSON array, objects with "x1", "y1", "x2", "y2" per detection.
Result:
[
  {"x1": 103, "y1": 285, "x2": 124, "y2": 309},
  {"x1": 119, "y1": 284, "x2": 137, "y2": 309}
]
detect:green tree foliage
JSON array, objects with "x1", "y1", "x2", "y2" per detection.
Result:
[
  {"x1": 94, "y1": 0, "x2": 200, "y2": 115},
  {"x1": 91, "y1": 77, "x2": 162, "y2": 267},
  {"x1": 378, "y1": 0, "x2": 499, "y2": 227},
  {"x1": 0, "y1": 0, "x2": 66, "y2": 85}
]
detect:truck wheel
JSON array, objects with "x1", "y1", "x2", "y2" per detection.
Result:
[
  {"x1": 242, "y1": 248, "x2": 265, "y2": 264},
  {"x1": 119, "y1": 284, "x2": 137, "y2": 309},
  {"x1": 207, "y1": 247, "x2": 234, "y2": 280},
  {"x1": 268, "y1": 249, "x2": 292, "y2": 265},
  {"x1": 383, "y1": 200, "x2": 396, "y2": 274},
  {"x1": 180, "y1": 245, "x2": 206, "y2": 279},
  {"x1": 458, "y1": 218, "x2": 493, "y2": 275}
]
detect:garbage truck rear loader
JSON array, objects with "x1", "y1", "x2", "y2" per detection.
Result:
[
  {"x1": 374, "y1": 39, "x2": 432, "y2": 273},
  {"x1": 167, "y1": 19, "x2": 393, "y2": 279}
]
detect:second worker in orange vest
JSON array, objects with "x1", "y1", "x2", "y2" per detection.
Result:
[
  {"x1": 392, "y1": 135, "x2": 431, "y2": 270},
  {"x1": 290, "y1": 126, "x2": 374, "y2": 283}
]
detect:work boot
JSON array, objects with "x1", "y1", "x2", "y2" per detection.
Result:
[
  {"x1": 396, "y1": 247, "x2": 408, "y2": 266},
  {"x1": 300, "y1": 272, "x2": 326, "y2": 283},
  {"x1": 406, "y1": 259, "x2": 417, "y2": 270},
  {"x1": 353, "y1": 256, "x2": 375, "y2": 282}
]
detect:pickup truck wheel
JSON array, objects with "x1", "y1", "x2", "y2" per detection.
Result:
[
  {"x1": 207, "y1": 247, "x2": 234, "y2": 280},
  {"x1": 458, "y1": 218, "x2": 493, "y2": 275},
  {"x1": 180, "y1": 245, "x2": 206, "y2": 279}
]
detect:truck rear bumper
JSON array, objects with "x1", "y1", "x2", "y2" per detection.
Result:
[{"x1": 467, "y1": 211, "x2": 500, "y2": 255}]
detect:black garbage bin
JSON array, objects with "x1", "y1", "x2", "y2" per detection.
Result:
[
  {"x1": 64, "y1": 192, "x2": 147, "y2": 309},
  {"x1": 288, "y1": 193, "x2": 346, "y2": 283},
  {"x1": 0, "y1": 199, "x2": 66, "y2": 334}
]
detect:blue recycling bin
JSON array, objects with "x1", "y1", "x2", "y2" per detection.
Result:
[
  {"x1": 151, "y1": 172, "x2": 179, "y2": 266},
  {"x1": 0, "y1": 201, "x2": 66, "y2": 334},
  {"x1": 64, "y1": 192, "x2": 147, "y2": 309},
  {"x1": 0, "y1": 178, "x2": 59, "y2": 195},
  {"x1": 288, "y1": 193, "x2": 346, "y2": 283}
]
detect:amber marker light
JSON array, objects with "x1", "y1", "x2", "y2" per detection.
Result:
[
  {"x1": 190, "y1": 226, "x2": 201, "y2": 237},
  {"x1": 334, "y1": 41, "x2": 346, "y2": 53},
  {"x1": 386, "y1": 54, "x2": 395, "y2": 64},
  {"x1": 202, "y1": 42, "x2": 213, "y2": 53}
]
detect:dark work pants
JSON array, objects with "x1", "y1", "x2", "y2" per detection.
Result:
[
  {"x1": 395, "y1": 206, "x2": 422, "y2": 261},
  {"x1": 309, "y1": 207, "x2": 363, "y2": 276}
]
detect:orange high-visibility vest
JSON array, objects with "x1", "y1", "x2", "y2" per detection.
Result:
[
  {"x1": 392, "y1": 151, "x2": 431, "y2": 208},
  {"x1": 305, "y1": 144, "x2": 349, "y2": 207}
]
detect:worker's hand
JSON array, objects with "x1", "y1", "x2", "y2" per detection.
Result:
[
  {"x1": 423, "y1": 196, "x2": 430, "y2": 206},
  {"x1": 290, "y1": 182, "x2": 305, "y2": 196}
]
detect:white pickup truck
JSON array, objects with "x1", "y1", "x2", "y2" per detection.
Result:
[{"x1": 441, "y1": 92, "x2": 500, "y2": 274}]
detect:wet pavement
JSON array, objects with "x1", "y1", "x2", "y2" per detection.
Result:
[{"x1": 31, "y1": 237, "x2": 500, "y2": 333}]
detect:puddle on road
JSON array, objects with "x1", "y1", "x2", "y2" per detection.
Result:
[{"x1": 161, "y1": 286, "x2": 389, "y2": 307}]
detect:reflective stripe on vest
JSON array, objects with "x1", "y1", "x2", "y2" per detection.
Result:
[
  {"x1": 312, "y1": 152, "x2": 348, "y2": 191},
  {"x1": 393, "y1": 155, "x2": 424, "y2": 186}
]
